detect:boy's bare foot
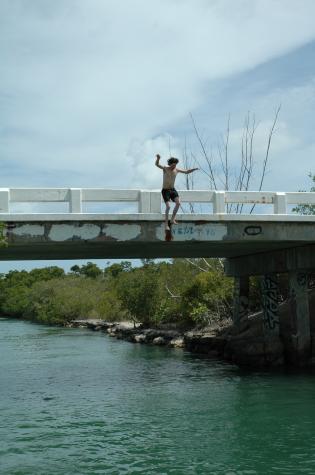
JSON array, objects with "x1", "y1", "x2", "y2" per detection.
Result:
[{"x1": 171, "y1": 219, "x2": 178, "y2": 225}]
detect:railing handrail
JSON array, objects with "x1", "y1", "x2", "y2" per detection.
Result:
[{"x1": 0, "y1": 188, "x2": 314, "y2": 215}]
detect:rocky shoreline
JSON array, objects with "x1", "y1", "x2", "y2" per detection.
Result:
[
  {"x1": 67, "y1": 314, "x2": 287, "y2": 368},
  {"x1": 68, "y1": 319, "x2": 187, "y2": 348}
]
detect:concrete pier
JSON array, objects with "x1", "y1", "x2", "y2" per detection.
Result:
[
  {"x1": 233, "y1": 276, "x2": 249, "y2": 331},
  {"x1": 261, "y1": 274, "x2": 280, "y2": 335},
  {"x1": 289, "y1": 271, "x2": 311, "y2": 363}
]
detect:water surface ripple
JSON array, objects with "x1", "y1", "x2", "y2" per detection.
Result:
[{"x1": 1, "y1": 318, "x2": 315, "y2": 474}]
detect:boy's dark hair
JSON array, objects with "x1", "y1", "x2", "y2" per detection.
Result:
[{"x1": 167, "y1": 157, "x2": 179, "y2": 166}]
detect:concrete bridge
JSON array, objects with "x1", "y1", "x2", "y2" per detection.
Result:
[
  {"x1": 1, "y1": 187, "x2": 315, "y2": 260},
  {"x1": 1, "y1": 187, "x2": 315, "y2": 364}
]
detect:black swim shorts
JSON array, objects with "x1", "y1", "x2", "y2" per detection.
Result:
[{"x1": 161, "y1": 188, "x2": 179, "y2": 203}]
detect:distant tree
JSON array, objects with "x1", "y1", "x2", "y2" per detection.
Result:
[
  {"x1": 0, "y1": 267, "x2": 65, "y2": 317},
  {"x1": 70, "y1": 265, "x2": 81, "y2": 275},
  {"x1": 27, "y1": 277, "x2": 122, "y2": 324},
  {"x1": 81, "y1": 262, "x2": 102, "y2": 278},
  {"x1": 180, "y1": 269, "x2": 233, "y2": 325},
  {"x1": 1, "y1": 284, "x2": 32, "y2": 317},
  {"x1": 104, "y1": 261, "x2": 132, "y2": 278},
  {"x1": 70, "y1": 262, "x2": 102, "y2": 279},
  {"x1": 116, "y1": 267, "x2": 161, "y2": 326},
  {"x1": 293, "y1": 173, "x2": 315, "y2": 215},
  {"x1": 29, "y1": 267, "x2": 65, "y2": 281},
  {"x1": 140, "y1": 258, "x2": 155, "y2": 267}
]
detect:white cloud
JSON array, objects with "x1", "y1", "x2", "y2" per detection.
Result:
[
  {"x1": 228, "y1": 119, "x2": 300, "y2": 156},
  {"x1": 1, "y1": 0, "x2": 315, "y2": 189},
  {"x1": 128, "y1": 134, "x2": 183, "y2": 188}
]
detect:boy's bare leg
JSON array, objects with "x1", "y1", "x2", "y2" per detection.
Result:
[
  {"x1": 171, "y1": 198, "x2": 180, "y2": 224},
  {"x1": 165, "y1": 201, "x2": 171, "y2": 229}
]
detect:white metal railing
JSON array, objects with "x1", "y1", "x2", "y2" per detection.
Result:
[{"x1": 0, "y1": 188, "x2": 314, "y2": 215}]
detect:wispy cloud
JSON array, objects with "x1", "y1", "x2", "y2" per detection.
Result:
[{"x1": 1, "y1": 0, "x2": 315, "y2": 190}]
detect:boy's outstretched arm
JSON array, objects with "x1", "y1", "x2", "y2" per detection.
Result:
[
  {"x1": 155, "y1": 154, "x2": 164, "y2": 170},
  {"x1": 177, "y1": 167, "x2": 199, "y2": 174}
]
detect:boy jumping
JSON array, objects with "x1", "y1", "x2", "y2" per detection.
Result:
[{"x1": 155, "y1": 154, "x2": 198, "y2": 230}]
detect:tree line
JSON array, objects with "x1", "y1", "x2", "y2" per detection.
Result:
[{"x1": 0, "y1": 259, "x2": 241, "y2": 327}]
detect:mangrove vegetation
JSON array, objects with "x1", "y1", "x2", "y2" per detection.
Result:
[{"x1": 0, "y1": 259, "x2": 263, "y2": 327}]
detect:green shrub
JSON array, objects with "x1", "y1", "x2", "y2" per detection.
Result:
[
  {"x1": 116, "y1": 267, "x2": 162, "y2": 326},
  {"x1": 180, "y1": 270, "x2": 233, "y2": 325},
  {"x1": 26, "y1": 277, "x2": 124, "y2": 324}
]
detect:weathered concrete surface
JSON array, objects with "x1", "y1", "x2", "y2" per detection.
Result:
[
  {"x1": 232, "y1": 276, "x2": 249, "y2": 331},
  {"x1": 289, "y1": 272, "x2": 311, "y2": 363},
  {"x1": 261, "y1": 274, "x2": 280, "y2": 335},
  {"x1": 1, "y1": 218, "x2": 315, "y2": 260},
  {"x1": 226, "y1": 244, "x2": 315, "y2": 276}
]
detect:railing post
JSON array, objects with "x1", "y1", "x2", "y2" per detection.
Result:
[
  {"x1": 0, "y1": 188, "x2": 9, "y2": 213},
  {"x1": 69, "y1": 188, "x2": 82, "y2": 213},
  {"x1": 213, "y1": 191, "x2": 225, "y2": 214},
  {"x1": 150, "y1": 191, "x2": 161, "y2": 213},
  {"x1": 138, "y1": 191, "x2": 150, "y2": 213},
  {"x1": 274, "y1": 192, "x2": 287, "y2": 214}
]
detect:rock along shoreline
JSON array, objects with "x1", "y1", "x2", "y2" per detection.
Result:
[
  {"x1": 68, "y1": 319, "x2": 187, "y2": 348},
  {"x1": 67, "y1": 315, "x2": 288, "y2": 368}
]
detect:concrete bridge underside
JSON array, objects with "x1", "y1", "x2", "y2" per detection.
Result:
[{"x1": 0, "y1": 218, "x2": 315, "y2": 261}]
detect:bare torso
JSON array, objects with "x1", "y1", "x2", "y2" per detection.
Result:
[{"x1": 163, "y1": 167, "x2": 178, "y2": 188}]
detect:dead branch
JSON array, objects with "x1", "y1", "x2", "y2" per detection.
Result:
[
  {"x1": 190, "y1": 112, "x2": 217, "y2": 189},
  {"x1": 184, "y1": 258, "x2": 208, "y2": 272},
  {"x1": 250, "y1": 104, "x2": 281, "y2": 213},
  {"x1": 165, "y1": 284, "x2": 180, "y2": 298},
  {"x1": 189, "y1": 106, "x2": 281, "y2": 215}
]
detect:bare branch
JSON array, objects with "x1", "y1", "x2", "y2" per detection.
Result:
[
  {"x1": 224, "y1": 115, "x2": 230, "y2": 191},
  {"x1": 188, "y1": 107, "x2": 280, "y2": 215},
  {"x1": 250, "y1": 104, "x2": 281, "y2": 213},
  {"x1": 190, "y1": 151, "x2": 212, "y2": 180},
  {"x1": 190, "y1": 112, "x2": 217, "y2": 189},
  {"x1": 185, "y1": 258, "x2": 208, "y2": 272},
  {"x1": 165, "y1": 284, "x2": 180, "y2": 298},
  {"x1": 183, "y1": 138, "x2": 195, "y2": 213}
]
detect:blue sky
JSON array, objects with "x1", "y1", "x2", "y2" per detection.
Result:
[{"x1": 1, "y1": 0, "x2": 315, "y2": 272}]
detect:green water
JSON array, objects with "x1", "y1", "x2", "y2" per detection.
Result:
[{"x1": 1, "y1": 319, "x2": 315, "y2": 475}]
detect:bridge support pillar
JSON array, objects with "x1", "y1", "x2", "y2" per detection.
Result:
[
  {"x1": 233, "y1": 276, "x2": 249, "y2": 332},
  {"x1": 260, "y1": 274, "x2": 286, "y2": 365},
  {"x1": 289, "y1": 271, "x2": 311, "y2": 363},
  {"x1": 261, "y1": 274, "x2": 280, "y2": 335}
]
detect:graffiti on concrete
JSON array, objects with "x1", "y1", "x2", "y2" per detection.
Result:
[
  {"x1": 261, "y1": 274, "x2": 280, "y2": 332},
  {"x1": 290, "y1": 272, "x2": 308, "y2": 299},
  {"x1": 244, "y1": 225, "x2": 262, "y2": 236},
  {"x1": 157, "y1": 223, "x2": 227, "y2": 241}
]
